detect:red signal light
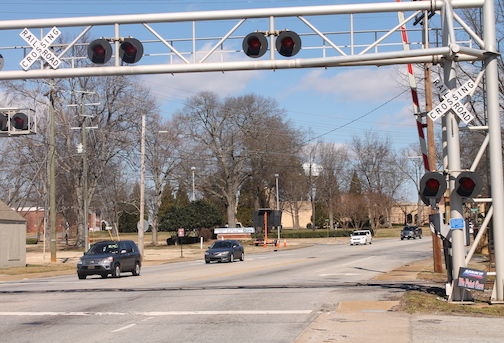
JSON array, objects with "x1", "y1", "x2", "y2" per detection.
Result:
[
  {"x1": 88, "y1": 39, "x2": 112, "y2": 64},
  {"x1": 424, "y1": 178, "x2": 440, "y2": 196},
  {"x1": 11, "y1": 113, "x2": 28, "y2": 130},
  {"x1": 119, "y1": 38, "x2": 143, "y2": 64},
  {"x1": 243, "y1": 32, "x2": 268, "y2": 58},
  {"x1": 281, "y1": 36, "x2": 295, "y2": 49},
  {"x1": 419, "y1": 172, "x2": 446, "y2": 206},
  {"x1": 276, "y1": 31, "x2": 301, "y2": 57}
]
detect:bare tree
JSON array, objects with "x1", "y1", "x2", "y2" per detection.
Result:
[
  {"x1": 315, "y1": 143, "x2": 349, "y2": 230},
  {"x1": 352, "y1": 132, "x2": 407, "y2": 232}
]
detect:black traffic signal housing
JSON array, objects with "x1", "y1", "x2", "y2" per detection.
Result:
[
  {"x1": 119, "y1": 38, "x2": 144, "y2": 64},
  {"x1": 88, "y1": 39, "x2": 113, "y2": 64},
  {"x1": 242, "y1": 32, "x2": 268, "y2": 58},
  {"x1": 276, "y1": 31, "x2": 302, "y2": 57},
  {"x1": 419, "y1": 172, "x2": 447, "y2": 206},
  {"x1": 455, "y1": 171, "x2": 482, "y2": 199},
  {"x1": 0, "y1": 113, "x2": 7, "y2": 132},
  {"x1": 11, "y1": 112, "x2": 29, "y2": 130}
]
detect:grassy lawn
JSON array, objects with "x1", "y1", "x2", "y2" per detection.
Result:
[
  {"x1": 0, "y1": 264, "x2": 75, "y2": 275},
  {"x1": 398, "y1": 291, "x2": 504, "y2": 317}
]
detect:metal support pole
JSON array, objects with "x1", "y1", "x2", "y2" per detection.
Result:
[
  {"x1": 275, "y1": 173, "x2": 280, "y2": 242},
  {"x1": 49, "y1": 82, "x2": 57, "y2": 263},
  {"x1": 444, "y1": 59, "x2": 468, "y2": 301},
  {"x1": 191, "y1": 166, "x2": 196, "y2": 202},
  {"x1": 138, "y1": 114, "x2": 145, "y2": 257},
  {"x1": 483, "y1": 0, "x2": 504, "y2": 302},
  {"x1": 82, "y1": 112, "x2": 89, "y2": 252}
]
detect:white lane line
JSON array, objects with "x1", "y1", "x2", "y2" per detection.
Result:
[
  {"x1": 0, "y1": 310, "x2": 311, "y2": 316},
  {"x1": 111, "y1": 323, "x2": 136, "y2": 332}
]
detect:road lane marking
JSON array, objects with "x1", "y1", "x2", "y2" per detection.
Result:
[
  {"x1": 0, "y1": 310, "x2": 311, "y2": 316},
  {"x1": 188, "y1": 259, "x2": 309, "y2": 281},
  {"x1": 0, "y1": 310, "x2": 313, "y2": 317},
  {"x1": 112, "y1": 323, "x2": 136, "y2": 332}
]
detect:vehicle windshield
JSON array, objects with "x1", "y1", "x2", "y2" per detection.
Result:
[
  {"x1": 403, "y1": 227, "x2": 416, "y2": 231},
  {"x1": 352, "y1": 231, "x2": 368, "y2": 236},
  {"x1": 211, "y1": 241, "x2": 232, "y2": 249},
  {"x1": 86, "y1": 242, "x2": 119, "y2": 255}
]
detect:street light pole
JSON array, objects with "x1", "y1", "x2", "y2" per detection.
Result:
[
  {"x1": 191, "y1": 166, "x2": 196, "y2": 202},
  {"x1": 275, "y1": 173, "x2": 280, "y2": 242},
  {"x1": 407, "y1": 155, "x2": 423, "y2": 226},
  {"x1": 275, "y1": 174, "x2": 279, "y2": 210}
]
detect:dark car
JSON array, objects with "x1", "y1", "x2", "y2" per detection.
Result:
[
  {"x1": 400, "y1": 226, "x2": 423, "y2": 240},
  {"x1": 77, "y1": 240, "x2": 141, "y2": 279},
  {"x1": 205, "y1": 240, "x2": 244, "y2": 264}
]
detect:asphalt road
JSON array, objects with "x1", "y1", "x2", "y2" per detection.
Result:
[{"x1": 0, "y1": 238, "x2": 431, "y2": 343}]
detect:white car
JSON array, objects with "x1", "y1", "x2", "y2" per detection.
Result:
[{"x1": 350, "y1": 230, "x2": 372, "y2": 245}]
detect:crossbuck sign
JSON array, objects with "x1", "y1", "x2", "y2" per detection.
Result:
[
  {"x1": 427, "y1": 78, "x2": 476, "y2": 125},
  {"x1": 19, "y1": 27, "x2": 62, "y2": 71}
]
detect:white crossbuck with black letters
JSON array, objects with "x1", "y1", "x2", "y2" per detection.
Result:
[
  {"x1": 428, "y1": 78, "x2": 476, "y2": 124},
  {"x1": 19, "y1": 27, "x2": 62, "y2": 71}
]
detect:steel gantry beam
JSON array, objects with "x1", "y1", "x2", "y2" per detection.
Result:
[
  {"x1": 0, "y1": 0, "x2": 487, "y2": 80},
  {"x1": 0, "y1": 0, "x2": 502, "y2": 302}
]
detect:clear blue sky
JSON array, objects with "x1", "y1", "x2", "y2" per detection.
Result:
[{"x1": 1, "y1": 0, "x2": 428, "y2": 150}]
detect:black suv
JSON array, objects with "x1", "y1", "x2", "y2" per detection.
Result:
[
  {"x1": 400, "y1": 226, "x2": 423, "y2": 240},
  {"x1": 77, "y1": 240, "x2": 141, "y2": 279}
]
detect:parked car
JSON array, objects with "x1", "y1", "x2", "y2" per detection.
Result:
[
  {"x1": 400, "y1": 226, "x2": 423, "y2": 240},
  {"x1": 205, "y1": 239, "x2": 244, "y2": 263},
  {"x1": 349, "y1": 230, "x2": 373, "y2": 245},
  {"x1": 77, "y1": 240, "x2": 141, "y2": 279}
]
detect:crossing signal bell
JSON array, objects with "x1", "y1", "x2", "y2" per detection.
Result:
[
  {"x1": 88, "y1": 38, "x2": 143, "y2": 64},
  {"x1": 243, "y1": 32, "x2": 268, "y2": 58},
  {"x1": 419, "y1": 172, "x2": 446, "y2": 206},
  {"x1": 455, "y1": 172, "x2": 482, "y2": 199}
]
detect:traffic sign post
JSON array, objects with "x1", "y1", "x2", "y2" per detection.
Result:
[
  {"x1": 178, "y1": 228, "x2": 185, "y2": 258},
  {"x1": 19, "y1": 27, "x2": 62, "y2": 70}
]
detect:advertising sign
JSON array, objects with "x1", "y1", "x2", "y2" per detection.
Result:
[{"x1": 457, "y1": 267, "x2": 487, "y2": 291}]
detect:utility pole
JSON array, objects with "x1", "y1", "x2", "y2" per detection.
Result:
[
  {"x1": 69, "y1": 91, "x2": 99, "y2": 252},
  {"x1": 82, "y1": 114, "x2": 89, "y2": 251},
  {"x1": 422, "y1": 12, "x2": 444, "y2": 274},
  {"x1": 191, "y1": 166, "x2": 196, "y2": 202},
  {"x1": 138, "y1": 114, "x2": 146, "y2": 257},
  {"x1": 48, "y1": 82, "x2": 57, "y2": 263}
]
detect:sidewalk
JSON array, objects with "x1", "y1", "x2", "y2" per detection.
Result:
[{"x1": 295, "y1": 259, "x2": 503, "y2": 343}]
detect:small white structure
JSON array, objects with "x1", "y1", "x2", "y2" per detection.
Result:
[{"x1": 0, "y1": 200, "x2": 26, "y2": 268}]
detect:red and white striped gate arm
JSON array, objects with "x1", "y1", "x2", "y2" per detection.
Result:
[{"x1": 396, "y1": 0, "x2": 430, "y2": 170}]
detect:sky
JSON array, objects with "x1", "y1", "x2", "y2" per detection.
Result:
[{"x1": 0, "y1": 0, "x2": 433, "y2": 154}]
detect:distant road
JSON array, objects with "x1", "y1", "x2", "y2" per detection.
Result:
[{"x1": 0, "y1": 238, "x2": 431, "y2": 343}]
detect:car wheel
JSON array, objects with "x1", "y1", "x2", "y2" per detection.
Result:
[
  {"x1": 229, "y1": 254, "x2": 234, "y2": 263},
  {"x1": 240, "y1": 252, "x2": 244, "y2": 261},
  {"x1": 205, "y1": 259, "x2": 210, "y2": 264},
  {"x1": 77, "y1": 273, "x2": 86, "y2": 280},
  {"x1": 112, "y1": 264, "x2": 121, "y2": 278},
  {"x1": 132, "y1": 262, "x2": 141, "y2": 276},
  {"x1": 419, "y1": 235, "x2": 422, "y2": 239},
  {"x1": 101, "y1": 273, "x2": 108, "y2": 278}
]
